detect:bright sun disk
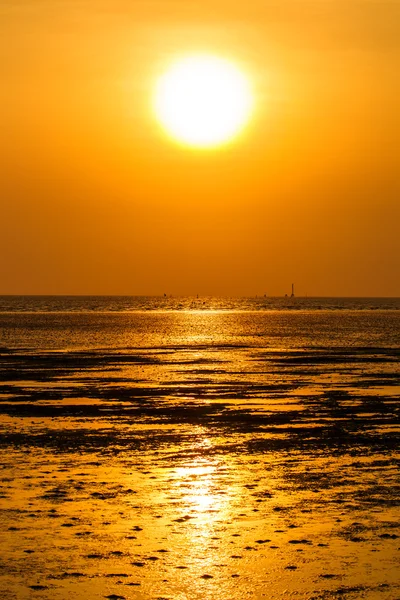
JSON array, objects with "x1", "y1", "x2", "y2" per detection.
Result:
[{"x1": 154, "y1": 55, "x2": 253, "y2": 148}]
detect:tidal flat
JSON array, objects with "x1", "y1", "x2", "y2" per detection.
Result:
[{"x1": 0, "y1": 306, "x2": 399, "y2": 599}]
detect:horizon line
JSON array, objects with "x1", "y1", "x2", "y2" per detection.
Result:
[{"x1": 0, "y1": 294, "x2": 399, "y2": 299}]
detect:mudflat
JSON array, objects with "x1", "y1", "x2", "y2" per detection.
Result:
[{"x1": 0, "y1": 305, "x2": 399, "y2": 599}]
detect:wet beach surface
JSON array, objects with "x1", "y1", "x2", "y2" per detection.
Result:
[{"x1": 0, "y1": 308, "x2": 399, "y2": 599}]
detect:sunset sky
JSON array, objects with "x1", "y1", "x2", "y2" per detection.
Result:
[{"x1": 2, "y1": 0, "x2": 399, "y2": 296}]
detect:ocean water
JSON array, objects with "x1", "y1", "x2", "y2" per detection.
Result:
[
  {"x1": 0, "y1": 297, "x2": 399, "y2": 599},
  {"x1": 0, "y1": 295, "x2": 399, "y2": 314},
  {"x1": 0, "y1": 296, "x2": 399, "y2": 352}
]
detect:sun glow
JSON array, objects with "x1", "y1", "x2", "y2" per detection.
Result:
[{"x1": 154, "y1": 54, "x2": 254, "y2": 148}]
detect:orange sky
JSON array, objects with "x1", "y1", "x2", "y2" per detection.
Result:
[{"x1": 1, "y1": 0, "x2": 399, "y2": 296}]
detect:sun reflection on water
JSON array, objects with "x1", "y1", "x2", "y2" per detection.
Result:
[
  {"x1": 172, "y1": 433, "x2": 229, "y2": 519},
  {"x1": 175, "y1": 463, "x2": 219, "y2": 514}
]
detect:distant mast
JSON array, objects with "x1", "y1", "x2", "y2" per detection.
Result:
[{"x1": 291, "y1": 283, "x2": 295, "y2": 298}]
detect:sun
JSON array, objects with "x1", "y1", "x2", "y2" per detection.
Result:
[{"x1": 154, "y1": 54, "x2": 254, "y2": 148}]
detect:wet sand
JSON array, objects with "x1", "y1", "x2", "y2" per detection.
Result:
[{"x1": 0, "y1": 340, "x2": 399, "y2": 599}]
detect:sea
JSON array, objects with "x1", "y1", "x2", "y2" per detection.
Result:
[{"x1": 0, "y1": 296, "x2": 399, "y2": 600}]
